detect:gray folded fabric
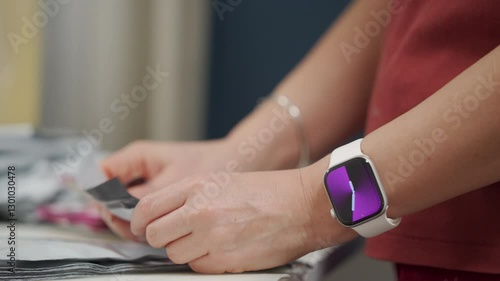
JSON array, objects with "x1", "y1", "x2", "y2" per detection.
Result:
[
  {"x1": 0, "y1": 236, "x2": 188, "y2": 280},
  {"x1": 86, "y1": 177, "x2": 139, "y2": 221},
  {"x1": 0, "y1": 260, "x2": 190, "y2": 281},
  {"x1": 0, "y1": 237, "x2": 167, "y2": 261}
]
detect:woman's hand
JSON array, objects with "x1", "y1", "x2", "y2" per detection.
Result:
[
  {"x1": 129, "y1": 162, "x2": 357, "y2": 273},
  {"x1": 100, "y1": 140, "x2": 239, "y2": 196},
  {"x1": 96, "y1": 139, "x2": 245, "y2": 240}
]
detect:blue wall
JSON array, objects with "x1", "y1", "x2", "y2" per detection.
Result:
[{"x1": 207, "y1": 0, "x2": 350, "y2": 138}]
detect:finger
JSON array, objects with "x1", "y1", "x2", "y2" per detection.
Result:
[
  {"x1": 100, "y1": 141, "x2": 166, "y2": 184},
  {"x1": 144, "y1": 207, "x2": 192, "y2": 249},
  {"x1": 130, "y1": 177, "x2": 193, "y2": 236},
  {"x1": 165, "y1": 233, "x2": 208, "y2": 265},
  {"x1": 188, "y1": 255, "x2": 226, "y2": 274},
  {"x1": 127, "y1": 184, "x2": 153, "y2": 199},
  {"x1": 98, "y1": 205, "x2": 138, "y2": 241},
  {"x1": 127, "y1": 168, "x2": 179, "y2": 199}
]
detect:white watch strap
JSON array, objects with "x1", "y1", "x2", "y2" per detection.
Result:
[
  {"x1": 328, "y1": 138, "x2": 400, "y2": 238},
  {"x1": 329, "y1": 139, "x2": 363, "y2": 167},
  {"x1": 353, "y1": 211, "x2": 401, "y2": 238}
]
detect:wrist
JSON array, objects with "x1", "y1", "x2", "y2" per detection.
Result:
[
  {"x1": 322, "y1": 138, "x2": 401, "y2": 238},
  {"x1": 225, "y1": 99, "x2": 302, "y2": 171},
  {"x1": 299, "y1": 158, "x2": 357, "y2": 250},
  {"x1": 361, "y1": 133, "x2": 402, "y2": 219}
]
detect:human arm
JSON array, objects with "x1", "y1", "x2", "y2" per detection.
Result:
[
  {"x1": 304, "y1": 45, "x2": 500, "y2": 241},
  {"x1": 226, "y1": 0, "x2": 390, "y2": 170},
  {"x1": 130, "y1": 46, "x2": 500, "y2": 273},
  {"x1": 98, "y1": 0, "x2": 390, "y2": 238},
  {"x1": 364, "y1": 45, "x2": 500, "y2": 218}
]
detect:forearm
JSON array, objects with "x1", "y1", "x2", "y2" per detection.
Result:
[
  {"x1": 304, "y1": 46, "x2": 500, "y2": 245},
  {"x1": 364, "y1": 45, "x2": 500, "y2": 218},
  {"x1": 226, "y1": 0, "x2": 389, "y2": 171}
]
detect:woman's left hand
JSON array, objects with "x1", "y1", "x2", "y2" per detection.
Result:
[{"x1": 130, "y1": 163, "x2": 357, "y2": 273}]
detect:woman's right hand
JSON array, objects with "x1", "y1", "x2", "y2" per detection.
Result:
[
  {"x1": 96, "y1": 139, "x2": 243, "y2": 240},
  {"x1": 101, "y1": 139, "x2": 240, "y2": 196}
]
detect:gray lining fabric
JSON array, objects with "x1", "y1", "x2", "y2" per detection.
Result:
[{"x1": 86, "y1": 178, "x2": 139, "y2": 221}]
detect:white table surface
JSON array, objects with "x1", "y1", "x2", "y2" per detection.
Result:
[{"x1": 10, "y1": 224, "x2": 288, "y2": 281}]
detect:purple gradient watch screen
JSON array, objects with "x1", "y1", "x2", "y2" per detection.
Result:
[{"x1": 324, "y1": 157, "x2": 384, "y2": 226}]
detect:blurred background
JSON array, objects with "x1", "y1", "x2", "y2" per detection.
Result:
[
  {"x1": 0, "y1": 1, "x2": 395, "y2": 280},
  {"x1": 0, "y1": 0, "x2": 351, "y2": 148}
]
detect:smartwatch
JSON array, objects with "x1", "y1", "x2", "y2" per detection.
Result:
[{"x1": 323, "y1": 139, "x2": 401, "y2": 238}]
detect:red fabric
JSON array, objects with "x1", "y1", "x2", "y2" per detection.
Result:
[
  {"x1": 364, "y1": 0, "x2": 500, "y2": 274},
  {"x1": 396, "y1": 264, "x2": 500, "y2": 281}
]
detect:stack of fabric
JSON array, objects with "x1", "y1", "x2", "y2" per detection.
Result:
[
  {"x1": 0, "y1": 235, "x2": 190, "y2": 280},
  {"x1": 0, "y1": 128, "x2": 312, "y2": 280}
]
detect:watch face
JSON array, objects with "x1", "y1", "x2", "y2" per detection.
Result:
[{"x1": 324, "y1": 157, "x2": 384, "y2": 226}]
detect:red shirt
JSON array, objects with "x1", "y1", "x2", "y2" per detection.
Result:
[{"x1": 365, "y1": 0, "x2": 500, "y2": 274}]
